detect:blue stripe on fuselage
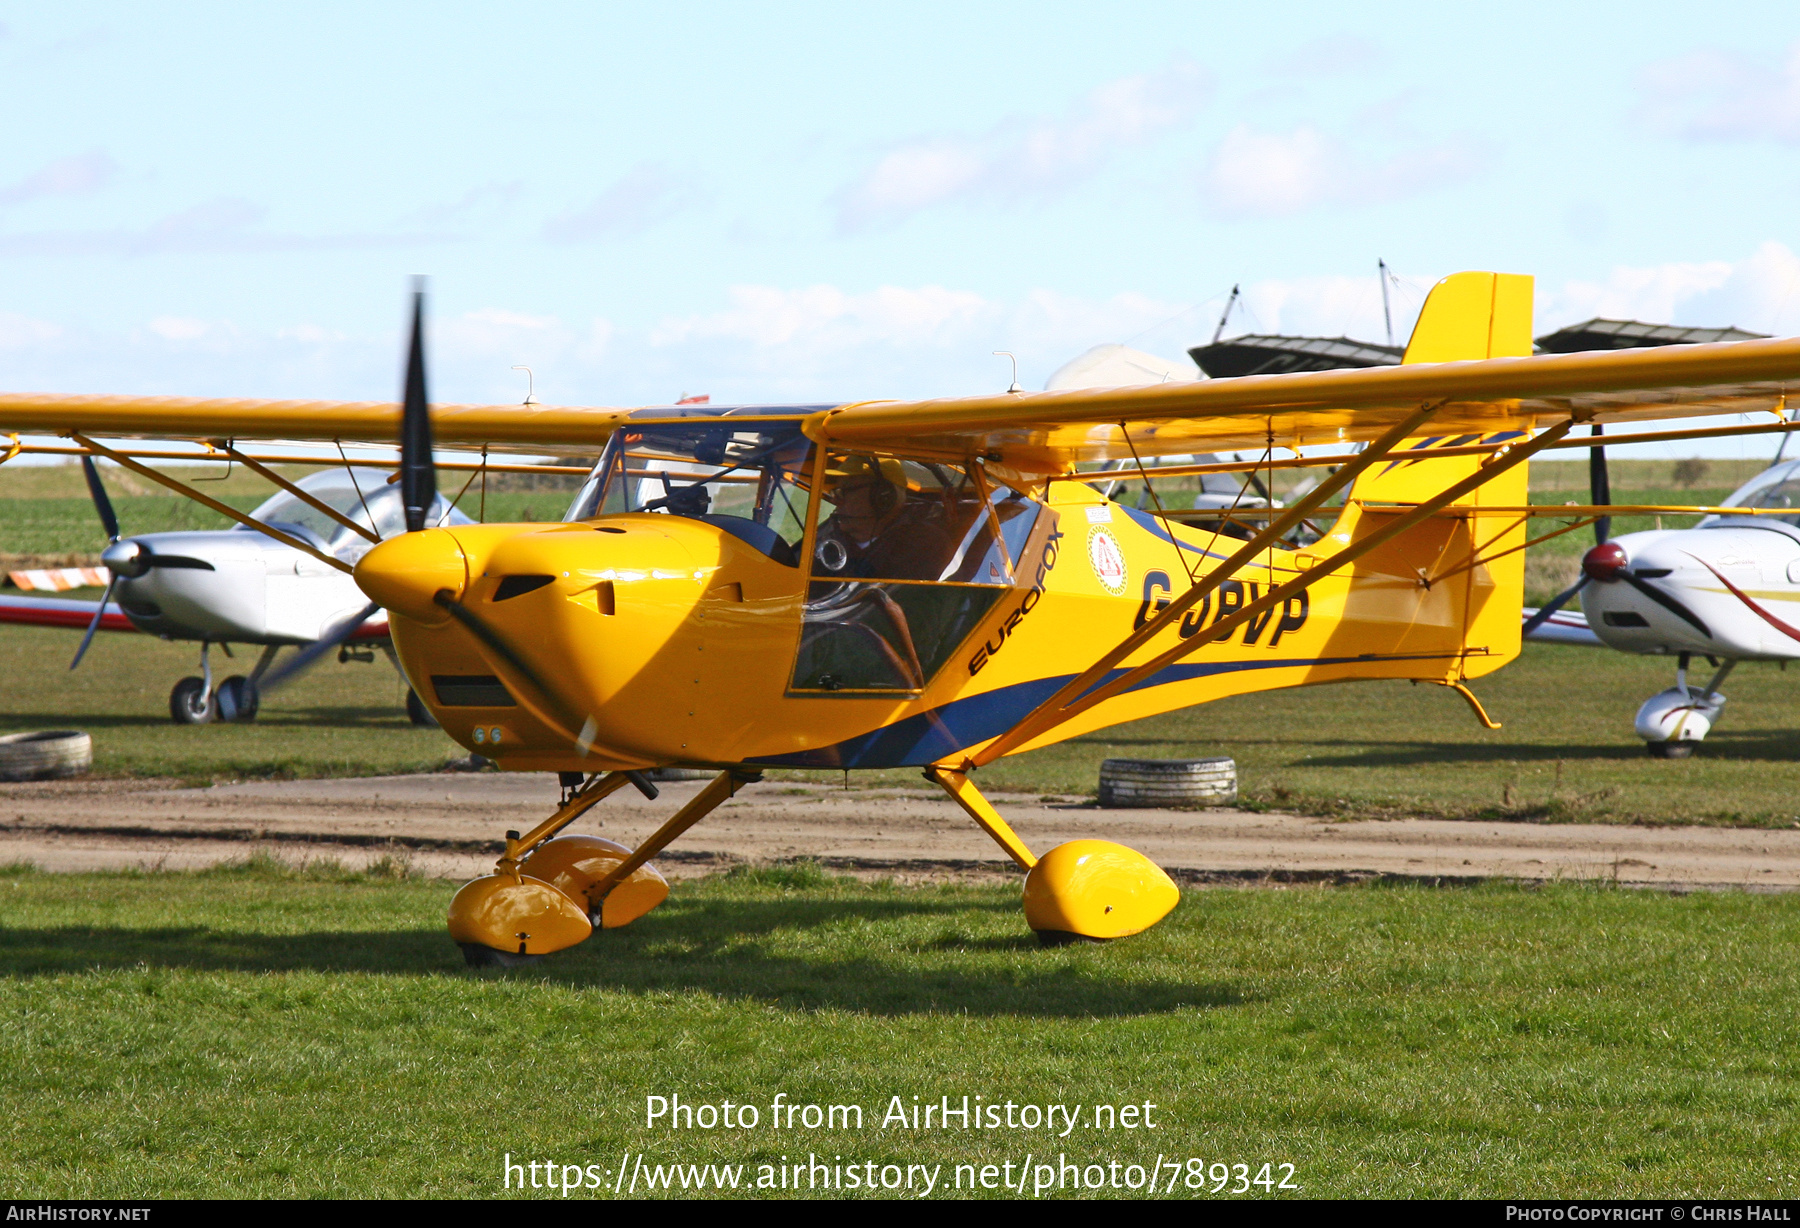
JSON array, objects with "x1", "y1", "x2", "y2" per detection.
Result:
[{"x1": 748, "y1": 649, "x2": 1465, "y2": 769}]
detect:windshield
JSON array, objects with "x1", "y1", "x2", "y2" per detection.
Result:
[
  {"x1": 1703, "y1": 459, "x2": 1800, "y2": 529},
  {"x1": 568, "y1": 421, "x2": 812, "y2": 564}
]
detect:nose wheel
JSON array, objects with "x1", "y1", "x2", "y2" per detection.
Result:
[{"x1": 1636, "y1": 652, "x2": 1734, "y2": 759}]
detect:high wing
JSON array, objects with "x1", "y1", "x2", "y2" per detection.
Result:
[
  {"x1": 801, "y1": 333, "x2": 1800, "y2": 473},
  {"x1": 0, "y1": 395, "x2": 632, "y2": 453},
  {"x1": 3, "y1": 337, "x2": 1798, "y2": 469}
]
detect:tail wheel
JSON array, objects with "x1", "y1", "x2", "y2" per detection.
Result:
[
  {"x1": 216, "y1": 676, "x2": 258, "y2": 723},
  {"x1": 406, "y1": 688, "x2": 439, "y2": 727},
  {"x1": 169, "y1": 677, "x2": 214, "y2": 725},
  {"x1": 1646, "y1": 740, "x2": 1695, "y2": 759}
]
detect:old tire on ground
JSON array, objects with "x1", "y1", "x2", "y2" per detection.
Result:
[
  {"x1": 1098, "y1": 757, "x2": 1236, "y2": 807},
  {"x1": 216, "y1": 676, "x2": 259, "y2": 723},
  {"x1": 1647, "y1": 740, "x2": 1695, "y2": 759},
  {"x1": 0, "y1": 731, "x2": 92, "y2": 782},
  {"x1": 406, "y1": 688, "x2": 439, "y2": 727},
  {"x1": 169, "y1": 677, "x2": 214, "y2": 725}
]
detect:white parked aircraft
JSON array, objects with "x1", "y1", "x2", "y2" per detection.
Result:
[
  {"x1": 0, "y1": 462, "x2": 469, "y2": 724},
  {"x1": 1528, "y1": 459, "x2": 1800, "y2": 757}
]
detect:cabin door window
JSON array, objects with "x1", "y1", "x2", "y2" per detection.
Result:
[{"x1": 789, "y1": 455, "x2": 1040, "y2": 693}]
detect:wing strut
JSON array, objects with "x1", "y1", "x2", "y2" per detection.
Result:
[
  {"x1": 959, "y1": 400, "x2": 1442, "y2": 767},
  {"x1": 964, "y1": 415, "x2": 1577, "y2": 770},
  {"x1": 70, "y1": 434, "x2": 354, "y2": 575}
]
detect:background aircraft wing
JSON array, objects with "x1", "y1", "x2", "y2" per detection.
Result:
[
  {"x1": 802, "y1": 335, "x2": 1800, "y2": 474},
  {"x1": 0, "y1": 592, "x2": 133, "y2": 634},
  {"x1": 1522, "y1": 607, "x2": 1604, "y2": 647}
]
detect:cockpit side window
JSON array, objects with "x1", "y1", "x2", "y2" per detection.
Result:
[
  {"x1": 809, "y1": 455, "x2": 1037, "y2": 584},
  {"x1": 789, "y1": 454, "x2": 1047, "y2": 694}
]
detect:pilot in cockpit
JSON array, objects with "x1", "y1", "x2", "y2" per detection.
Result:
[{"x1": 814, "y1": 456, "x2": 958, "y2": 581}]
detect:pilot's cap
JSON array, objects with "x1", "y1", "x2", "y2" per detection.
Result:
[{"x1": 825, "y1": 454, "x2": 908, "y2": 503}]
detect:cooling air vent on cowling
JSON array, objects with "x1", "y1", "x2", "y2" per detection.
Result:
[
  {"x1": 431, "y1": 675, "x2": 517, "y2": 706},
  {"x1": 492, "y1": 575, "x2": 554, "y2": 601}
]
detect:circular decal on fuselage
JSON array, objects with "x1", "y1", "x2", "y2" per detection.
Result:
[{"x1": 1087, "y1": 526, "x2": 1128, "y2": 596}]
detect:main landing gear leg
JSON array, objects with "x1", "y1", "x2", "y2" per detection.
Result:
[
  {"x1": 449, "y1": 768, "x2": 758, "y2": 966},
  {"x1": 925, "y1": 764, "x2": 1178, "y2": 945}
]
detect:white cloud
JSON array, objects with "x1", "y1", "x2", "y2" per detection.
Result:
[
  {"x1": 1202, "y1": 123, "x2": 1483, "y2": 219},
  {"x1": 1539, "y1": 242, "x2": 1800, "y2": 335},
  {"x1": 643, "y1": 282, "x2": 1193, "y2": 401},
  {"x1": 544, "y1": 163, "x2": 698, "y2": 243},
  {"x1": 0, "y1": 312, "x2": 61, "y2": 350},
  {"x1": 1636, "y1": 41, "x2": 1800, "y2": 144},
  {"x1": 0, "y1": 195, "x2": 432, "y2": 257},
  {"x1": 0, "y1": 282, "x2": 1187, "y2": 408},
  {"x1": 0, "y1": 150, "x2": 119, "y2": 206},
  {"x1": 837, "y1": 60, "x2": 1210, "y2": 230},
  {"x1": 147, "y1": 316, "x2": 210, "y2": 341},
  {"x1": 653, "y1": 284, "x2": 995, "y2": 352},
  {"x1": 395, "y1": 181, "x2": 522, "y2": 233},
  {"x1": 1221, "y1": 272, "x2": 1421, "y2": 346}
]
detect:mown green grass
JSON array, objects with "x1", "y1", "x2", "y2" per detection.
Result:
[{"x1": 0, "y1": 862, "x2": 1793, "y2": 1198}]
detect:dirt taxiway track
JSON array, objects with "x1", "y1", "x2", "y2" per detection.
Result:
[{"x1": 2, "y1": 772, "x2": 1799, "y2": 891}]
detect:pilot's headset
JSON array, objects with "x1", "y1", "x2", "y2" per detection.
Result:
[{"x1": 816, "y1": 456, "x2": 909, "y2": 572}]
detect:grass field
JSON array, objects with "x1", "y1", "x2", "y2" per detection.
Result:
[{"x1": 0, "y1": 861, "x2": 1793, "y2": 1199}]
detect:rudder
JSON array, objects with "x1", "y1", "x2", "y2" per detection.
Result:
[{"x1": 1341, "y1": 271, "x2": 1536, "y2": 679}]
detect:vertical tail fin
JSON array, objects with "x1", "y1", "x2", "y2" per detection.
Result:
[{"x1": 1341, "y1": 271, "x2": 1536, "y2": 680}]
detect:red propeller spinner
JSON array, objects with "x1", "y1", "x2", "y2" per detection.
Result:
[{"x1": 1582, "y1": 541, "x2": 1630, "y2": 583}]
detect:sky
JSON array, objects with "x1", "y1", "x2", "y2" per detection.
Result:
[{"x1": 3, "y1": 1, "x2": 1800, "y2": 458}]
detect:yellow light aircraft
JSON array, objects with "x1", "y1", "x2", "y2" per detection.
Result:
[{"x1": 6, "y1": 271, "x2": 1800, "y2": 963}]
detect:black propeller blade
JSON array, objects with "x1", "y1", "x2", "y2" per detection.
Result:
[
  {"x1": 68, "y1": 577, "x2": 118, "y2": 671},
  {"x1": 70, "y1": 456, "x2": 122, "y2": 670},
  {"x1": 81, "y1": 456, "x2": 120, "y2": 543},
  {"x1": 399, "y1": 281, "x2": 436, "y2": 533},
  {"x1": 1588, "y1": 424, "x2": 1611, "y2": 546},
  {"x1": 1520, "y1": 578, "x2": 1587, "y2": 638},
  {"x1": 383, "y1": 281, "x2": 582, "y2": 739},
  {"x1": 1525, "y1": 424, "x2": 1615, "y2": 641}
]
